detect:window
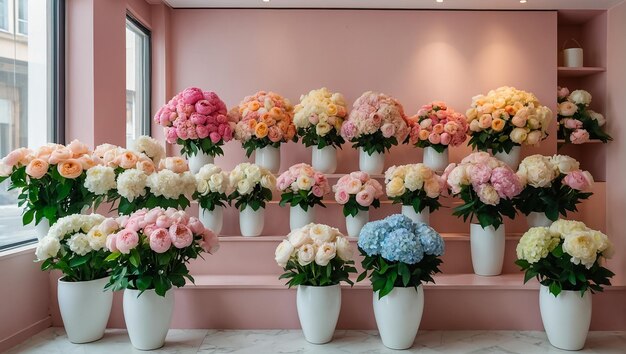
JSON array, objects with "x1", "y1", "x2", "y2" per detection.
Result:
[
  {"x1": 0, "y1": 0, "x2": 63, "y2": 249},
  {"x1": 125, "y1": 15, "x2": 150, "y2": 148}
]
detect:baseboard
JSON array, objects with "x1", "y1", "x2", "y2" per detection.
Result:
[{"x1": 0, "y1": 317, "x2": 51, "y2": 352}]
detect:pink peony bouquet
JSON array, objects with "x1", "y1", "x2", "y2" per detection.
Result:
[
  {"x1": 557, "y1": 87, "x2": 612, "y2": 144},
  {"x1": 443, "y1": 152, "x2": 523, "y2": 229},
  {"x1": 333, "y1": 172, "x2": 384, "y2": 217},
  {"x1": 340, "y1": 91, "x2": 409, "y2": 155},
  {"x1": 154, "y1": 87, "x2": 235, "y2": 157},
  {"x1": 104, "y1": 207, "x2": 219, "y2": 297},
  {"x1": 407, "y1": 101, "x2": 468, "y2": 152},
  {"x1": 277, "y1": 163, "x2": 331, "y2": 211},
  {"x1": 231, "y1": 91, "x2": 297, "y2": 157}
]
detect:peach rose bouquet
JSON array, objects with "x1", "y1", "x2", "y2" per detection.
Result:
[
  {"x1": 407, "y1": 101, "x2": 468, "y2": 152},
  {"x1": 557, "y1": 87, "x2": 612, "y2": 144},
  {"x1": 333, "y1": 172, "x2": 384, "y2": 217},
  {"x1": 293, "y1": 87, "x2": 347, "y2": 149},
  {"x1": 384, "y1": 164, "x2": 443, "y2": 216}
]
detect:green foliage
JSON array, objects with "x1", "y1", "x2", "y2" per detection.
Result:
[
  {"x1": 452, "y1": 184, "x2": 516, "y2": 229},
  {"x1": 279, "y1": 257, "x2": 356, "y2": 287},
  {"x1": 297, "y1": 126, "x2": 345, "y2": 149},
  {"x1": 40, "y1": 246, "x2": 111, "y2": 282},
  {"x1": 111, "y1": 191, "x2": 191, "y2": 216},
  {"x1": 178, "y1": 138, "x2": 224, "y2": 157},
  {"x1": 412, "y1": 139, "x2": 448, "y2": 153},
  {"x1": 350, "y1": 131, "x2": 398, "y2": 155},
  {"x1": 468, "y1": 125, "x2": 517, "y2": 153},
  {"x1": 195, "y1": 191, "x2": 229, "y2": 212},
  {"x1": 388, "y1": 189, "x2": 441, "y2": 214},
  {"x1": 241, "y1": 134, "x2": 298, "y2": 158},
  {"x1": 229, "y1": 184, "x2": 273, "y2": 211},
  {"x1": 279, "y1": 189, "x2": 326, "y2": 211},
  {"x1": 342, "y1": 195, "x2": 380, "y2": 217},
  {"x1": 514, "y1": 175, "x2": 592, "y2": 221}
]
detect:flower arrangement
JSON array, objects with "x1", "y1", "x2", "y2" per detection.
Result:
[
  {"x1": 407, "y1": 101, "x2": 468, "y2": 152},
  {"x1": 35, "y1": 214, "x2": 116, "y2": 281},
  {"x1": 515, "y1": 155, "x2": 593, "y2": 221},
  {"x1": 557, "y1": 87, "x2": 612, "y2": 144},
  {"x1": 340, "y1": 91, "x2": 409, "y2": 155},
  {"x1": 357, "y1": 215, "x2": 444, "y2": 298},
  {"x1": 231, "y1": 91, "x2": 297, "y2": 157},
  {"x1": 194, "y1": 164, "x2": 231, "y2": 212},
  {"x1": 333, "y1": 172, "x2": 384, "y2": 217},
  {"x1": 154, "y1": 87, "x2": 235, "y2": 157},
  {"x1": 384, "y1": 164, "x2": 443, "y2": 213},
  {"x1": 228, "y1": 163, "x2": 276, "y2": 211},
  {"x1": 516, "y1": 220, "x2": 614, "y2": 296},
  {"x1": 133, "y1": 135, "x2": 166, "y2": 165},
  {"x1": 277, "y1": 163, "x2": 330, "y2": 211},
  {"x1": 443, "y1": 152, "x2": 523, "y2": 229},
  {"x1": 105, "y1": 208, "x2": 219, "y2": 296},
  {"x1": 466, "y1": 86, "x2": 553, "y2": 153},
  {"x1": 275, "y1": 223, "x2": 356, "y2": 287},
  {"x1": 293, "y1": 88, "x2": 348, "y2": 149}
]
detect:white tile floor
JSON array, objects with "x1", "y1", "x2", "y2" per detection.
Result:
[{"x1": 6, "y1": 328, "x2": 626, "y2": 354}]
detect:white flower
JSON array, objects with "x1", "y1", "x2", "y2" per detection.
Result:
[
  {"x1": 335, "y1": 236, "x2": 352, "y2": 261},
  {"x1": 117, "y1": 169, "x2": 148, "y2": 201},
  {"x1": 550, "y1": 155, "x2": 580, "y2": 174},
  {"x1": 84, "y1": 165, "x2": 116, "y2": 195},
  {"x1": 197, "y1": 178, "x2": 210, "y2": 195},
  {"x1": 296, "y1": 175, "x2": 313, "y2": 191},
  {"x1": 297, "y1": 244, "x2": 316, "y2": 266},
  {"x1": 288, "y1": 227, "x2": 312, "y2": 248},
  {"x1": 245, "y1": 164, "x2": 262, "y2": 183},
  {"x1": 549, "y1": 219, "x2": 588, "y2": 236},
  {"x1": 568, "y1": 90, "x2": 592, "y2": 106},
  {"x1": 562, "y1": 231, "x2": 598, "y2": 269},
  {"x1": 133, "y1": 135, "x2": 165, "y2": 164},
  {"x1": 67, "y1": 233, "x2": 92, "y2": 256},
  {"x1": 516, "y1": 227, "x2": 560, "y2": 263},
  {"x1": 237, "y1": 179, "x2": 253, "y2": 195},
  {"x1": 208, "y1": 173, "x2": 226, "y2": 194},
  {"x1": 87, "y1": 227, "x2": 107, "y2": 250},
  {"x1": 310, "y1": 224, "x2": 334, "y2": 244},
  {"x1": 275, "y1": 240, "x2": 294, "y2": 268},
  {"x1": 517, "y1": 155, "x2": 557, "y2": 188},
  {"x1": 315, "y1": 242, "x2": 337, "y2": 266},
  {"x1": 35, "y1": 236, "x2": 61, "y2": 260},
  {"x1": 588, "y1": 110, "x2": 606, "y2": 127},
  {"x1": 260, "y1": 174, "x2": 275, "y2": 191}
]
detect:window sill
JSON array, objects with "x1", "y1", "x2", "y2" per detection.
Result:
[{"x1": 0, "y1": 242, "x2": 36, "y2": 261}]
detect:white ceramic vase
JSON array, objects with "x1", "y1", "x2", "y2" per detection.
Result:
[
  {"x1": 123, "y1": 289, "x2": 174, "y2": 350},
  {"x1": 290, "y1": 206, "x2": 315, "y2": 231},
  {"x1": 346, "y1": 210, "x2": 369, "y2": 237},
  {"x1": 256, "y1": 145, "x2": 280, "y2": 174},
  {"x1": 199, "y1": 206, "x2": 223, "y2": 235},
  {"x1": 359, "y1": 148, "x2": 384, "y2": 175},
  {"x1": 401, "y1": 205, "x2": 430, "y2": 225},
  {"x1": 493, "y1": 146, "x2": 521, "y2": 169},
  {"x1": 239, "y1": 206, "x2": 265, "y2": 237},
  {"x1": 540, "y1": 285, "x2": 591, "y2": 351},
  {"x1": 527, "y1": 212, "x2": 553, "y2": 228},
  {"x1": 187, "y1": 151, "x2": 214, "y2": 174},
  {"x1": 470, "y1": 223, "x2": 505, "y2": 276},
  {"x1": 373, "y1": 286, "x2": 424, "y2": 350},
  {"x1": 57, "y1": 277, "x2": 113, "y2": 344},
  {"x1": 296, "y1": 284, "x2": 341, "y2": 344},
  {"x1": 312, "y1": 145, "x2": 337, "y2": 174},
  {"x1": 35, "y1": 219, "x2": 50, "y2": 241},
  {"x1": 423, "y1": 146, "x2": 448, "y2": 173}
]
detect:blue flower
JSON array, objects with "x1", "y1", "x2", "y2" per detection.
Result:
[
  {"x1": 358, "y1": 220, "x2": 387, "y2": 256},
  {"x1": 380, "y1": 228, "x2": 424, "y2": 264},
  {"x1": 383, "y1": 214, "x2": 417, "y2": 233},
  {"x1": 416, "y1": 223, "x2": 445, "y2": 256}
]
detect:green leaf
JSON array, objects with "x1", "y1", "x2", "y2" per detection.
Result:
[{"x1": 129, "y1": 249, "x2": 140, "y2": 268}]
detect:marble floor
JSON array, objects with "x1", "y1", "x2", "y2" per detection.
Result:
[{"x1": 6, "y1": 328, "x2": 626, "y2": 354}]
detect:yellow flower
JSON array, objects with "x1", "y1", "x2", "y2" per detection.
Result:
[
  {"x1": 255, "y1": 122, "x2": 269, "y2": 138},
  {"x1": 491, "y1": 118, "x2": 505, "y2": 132},
  {"x1": 327, "y1": 104, "x2": 338, "y2": 116},
  {"x1": 386, "y1": 177, "x2": 406, "y2": 198}
]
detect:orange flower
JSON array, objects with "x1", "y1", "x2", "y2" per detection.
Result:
[
  {"x1": 418, "y1": 129, "x2": 430, "y2": 140},
  {"x1": 491, "y1": 118, "x2": 505, "y2": 132},
  {"x1": 255, "y1": 122, "x2": 269, "y2": 138},
  {"x1": 505, "y1": 105, "x2": 516, "y2": 116},
  {"x1": 118, "y1": 151, "x2": 139, "y2": 169},
  {"x1": 248, "y1": 101, "x2": 261, "y2": 111},
  {"x1": 246, "y1": 119, "x2": 258, "y2": 130},
  {"x1": 269, "y1": 107, "x2": 282, "y2": 118},
  {"x1": 57, "y1": 159, "x2": 83, "y2": 179},
  {"x1": 26, "y1": 158, "x2": 49, "y2": 179}
]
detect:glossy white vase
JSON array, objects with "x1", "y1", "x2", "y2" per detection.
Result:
[
  {"x1": 124, "y1": 289, "x2": 174, "y2": 350},
  {"x1": 35, "y1": 219, "x2": 50, "y2": 241},
  {"x1": 240, "y1": 206, "x2": 264, "y2": 237},
  {"x1": 346, "y1": 210, "x2": 369, "y2": 237},
  {"x1": 527, "y1": 212, "x2": 553, "y2": 228},
  {"x1": 290, "y1": 206, "x2": 315, "y2": 231},
  {"x1": 296, "y1": 284, "x2": 341, "y2": 344},
  {"x1": 312, "y1": 145, "x2": 337, "y2": 174},
  {"x1": 401, "y1": 205, "x2": 429, "y2": 225},
  {"x1": 540, "y1": 285, "x2": 591, "y2": 351},
  {"x1": 187, "y1": 151, "x2": 214, "y2": 174},
  {"x1": 256, "y1": 146, "x2": 280, "y2": 174},
  {"x1": 359, "y1": 148, "x2": 384, "y2": 175},
  {"x1": 470, "y1": 223, "x2": 505, "y2": 276},
  {"x1": 199, "y1": 206, "x2": 223, "y2": 235},
  {"x1": 373, "y1": 286, "x2": 424, "y2": 350},
  {"x1": 493, "y1": 146, "x2": 521, "y2": 169},
  {"x1": 423, "y1": 146, "x2": 448, "y2": 173},
  {"x1": 58, "y1": 277, "x2": 112, "y2": 344}
]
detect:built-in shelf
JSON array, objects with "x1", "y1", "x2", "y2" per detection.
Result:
[
  {"x1": 557, "y1": 66, "x2": 606, "y2": 77},
  {"x1": 217, "y1": 234, "x2": 523, "y2": 242},
  {"x1": 557, "y1": 139, "x2": 604, "y2": 144}
]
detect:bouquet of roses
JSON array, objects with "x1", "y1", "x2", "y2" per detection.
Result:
[
  {"x1": 340, "y1": 91, "x2": 409, "y2": 155},
  {"x1": 516, "y1": 220, "x2": 614, "y2": 296},
  {"x1": 293, "y1": 87, "x2": 348, "y2": 149},
  {"x1": 443, "y1": 152, "x2": 523, "y2": 228},
  {"x1": 105, "y1": 207, "x2": 219, "y2": 296},
  {"x1": 515, "y1": 154, "x2": 593, "y2": 221},
  {"x1": 557, "y1": 87, "x2": 612, "y2": 144},
  {"x1": 277, "y1": 163, "x2": 330, "y2": 211},
  {"x1": 275, "y1": 223, "x2": 356, "y2": 287},
  {"x1": 228, "y1": 163, "x2": 276, "y2": 211},
  {"x1": 407, "y1": 101, "x2": 468, "y2": 152},
  {"x1": 231, "y1": 91, "x2": 297, "y2": 157},
  {"x1": 466, "y1": 86, "x2": 553, "y2": 153},
  {"x1": 333, "y1": 172, "x2": 384, "y2": 217},
  {"x1": 384, "y1": 164, "x2": 443, "y2": 214},
  {"x1": 154, "y1": 87, "x2": 235, "y2": 157},
  {"x1": 357, "y1": 215, "x2": 444, "y2": 299},
  {"x1": 194, "y1": 164, "x2": 231, "y2": 212}
]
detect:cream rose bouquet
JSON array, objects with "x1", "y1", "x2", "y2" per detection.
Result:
[
  {"x1": 194, "y1": 164, "x2": 231, "y2": 212},
  {"x1": 277, "y1": 163, "x2": 330, "y2": 211},
  {"x1": 515, "y1": 155, "x2": 593, "y2": 221},
  {"x1": 333, "y1": 172, "x2": 384, "y2": 217},
  {"x1": 466, "y1": 86, "x2": 553, "y2": 153},
  {"x1": 275, "y1": 223, "x2": 356, "y2": 287},
  {"x1": 557, "y1": 87, "x2": 612, "y2": 144},
  {"x1": 516, "y1": 220, "x2": 614, "y2": 296},
  {"x1": 385, "y1": 164, "x2": 443, "y2": 214},
  {"x1": 294, "y1": 88, "x2": 347, "y2": 149},
  {"x1": 228, "y1": 163, "x2": 275, "y2": 211},
  {"x1": 407, "y1": 101, "x2": 468, "y2": 152}
]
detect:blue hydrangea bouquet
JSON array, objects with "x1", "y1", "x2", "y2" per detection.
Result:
[{"x1": 356, "y1": 214, "x2": 445, "y2": 298}]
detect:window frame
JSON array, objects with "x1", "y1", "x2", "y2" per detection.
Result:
[
  {"x1": 0, "y1": 0, "x2": 9, "y2": 32},
  {"x1": 16, "y1": 0, "x2": 27, "y2": 36},
  {"x1": 125, "y1": 13, "x2": 151, "y2": 142}
]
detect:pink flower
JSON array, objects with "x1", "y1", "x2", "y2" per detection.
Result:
[
  {"x1": 188, "y1": 217, "x2": 205, "y2": 235},
  {"x1": 105, "y1": 234, "x2": 118, "y2": 252},
  {"x1": 195, "y1": 100, "x2": 215, "y2": 115},
  {"x1": 149, "y1": 228, "x2": 172, "y2": 253},
  {"x1": 156, "y1": 215, "x2": 173, "y2": 229},
  {"x1": 341, "y1": 121, "x2": 357, "y2": 140},
  {"x1": 190, "y1": 113, "x2": 207, "y2": 125},
  {"x1": 469, "y1": 163, "x2": 492, "y2": 185},
  {"x1": 197, "y1": 125, "x2": 210, "y2": 139},
  {"x1": 557, "y1": 86, "x2": 570, "y2": 99},
  {"x1": 563, "y1": 170, "x2": 593, "y2": 190},
  {"x1": 209, "y1": 132, "x2": 221, "y2": 144},
  {"x1": 165, "y1": 127, "x2": 178, "y2": 144},
  {"x1": 201, "y1": 229, "x2": 220, "y2": 254},
  {"x1": 144, "y1": 209, "x2": 162, "y2": 224},
  {"x1": 309, "y1": 114, "x2": 319, "y2": 125},
  {"x1": 311, "y1": 185, "x2": 324, "y2": 198},
  {"x1": 182, "y1": 87, "x2": 204, "y2": 105},
  {"x1": 25, "y1": 159, "x2": 49, "y2": 179},
  {"x1": 143, "y1": 223, "x2": 158, "y2": 236},
  {"x1": 564, "y1": 119, "x2": 583, "y2": 130},
  {"x1": 490, "y1": 167, "x2": 523, "y2": 199},
  {"x1": 356, "y1": 189, "x2": 375, "y2": 207},
  {"x1": 440, "y1": 132, "x2": 451, "y2": 145},
  {"x1": 169, "y1": 224, "x2": 193, "y2": 249},
  {"x1": 570, "y1": 129, "x2": 590, "y2": 144},
  {"x1": 116, "y1": 215, "x2": 129, "y2": 228},
  {"x1": 48, "y1": 148, "x2": 72, "y2": 165},
  {"x1": 350, "y1": 171, "x2": 369, "y2": 183},
  {"x1": 428, "y1": 132, "x2": 441, "y2": 145},
  {"x1": 381, "y1": 123, "x2": 396, "y2": 138},
  {"x1": 116, "y1": 229, "x2": 139, "y2": 254},
  {"x1": 335, "y1": 189, "x2": 350, "y2": 205},
  {"x1": 268, "y1": 126, "x2": 283, "y2": 143}
]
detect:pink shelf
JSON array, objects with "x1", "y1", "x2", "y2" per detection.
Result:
[
  {"x1": 557, "y1": 66, "x2": 606, "y2": 77},
  {"x1": 217, "y1": 234, "x2": 523, "y2": 242},
  {"x1": 557, "y1": 139, "x2": 604, "y2": 144}
]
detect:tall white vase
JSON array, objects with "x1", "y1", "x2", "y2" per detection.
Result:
[
  {"x1": 290, "y1": 206, "x2": 315, "y2": 231},
  {"x1": 240, "y1": 206, "x2": 265, "y2": 237},
  {"x1": 359, "y1": 148, "x2": 384, "y2": 175},
  {"x1": 401, "y1": 205, "x2": 430, "y2": 225},
  {"x1": 493, "y1": 146, "x2": 521, "y2": 169},
  {"x1": 540, "y1": 285, "x2": 592, "y2": 351},
  {"x1": 423, "y1": 147, "x2": 448, "y2": 173},
  {"x1": 373, "y1": 286, "x2": 424, "y2": 350},
  {"x1": 312, "y1": 146, "x2": 337, "y2": 174},
  {"x1": 296, "y1": 284, "x2": 341, "y2": 344},
  {"x1": 58, "y1": 277, "x2": 113, "y2": 344},
  {"x1": 527, "y1": 212, "x2": 553, "y2": 228},
  {"x1": 187, "y1": 151, "x2": 214, "y2": 174},
  {"x1": 346, "y1": 210, "x2": 369, "y2": 237},
  {"x1": 123, "y1": 289, "x2": 174, "y2": 350},
  {"x1": 256, "y1": 146, "x2": 281, "y2": 174},
  {"x1": 199, "y1": 206, "x2": 223, "y2": 235},
  {"x1": 35, "y1": 219, "x2": 50, "y2": 240},
  {"x1": 470, "y1": 223, "x2": 505, "y2": 276}
]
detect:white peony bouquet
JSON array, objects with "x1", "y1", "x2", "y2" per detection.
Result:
[
  {"x1": 194, "y1": 164, "x2": 231, "y2": 212},
  {"x1": 228, "y1": 163, "x2": 276, "y2": 211}
]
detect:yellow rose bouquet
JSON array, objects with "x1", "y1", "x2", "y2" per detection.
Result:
[
  {"x1": 294, "y1": 88, "x2": 347, "y2": 150},
  {"x1": 384, "y1": 164, "x2": 443, "y2": 220}
]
